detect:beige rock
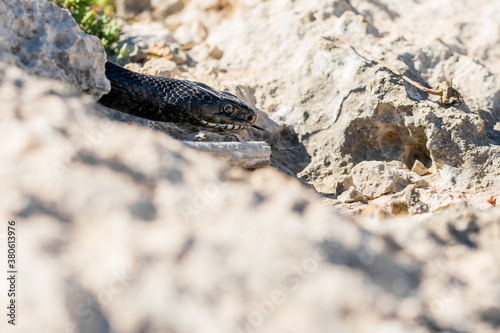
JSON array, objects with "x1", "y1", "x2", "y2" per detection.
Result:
[
  {"x1": 350, "y1": 161, "x2": 428, "y2": 199},
  {"x1": 338, "y1": 186, "x2": 366, "y2": 203},
  {"x1": 335, "y1": 175, "x2": 354, "y2": 195},
  {"x1": 142, "y1": 57, "x2": 177, "y2": 77},
  {"x1": 426, "y1": 192, "x2": 469, "y2": 212},
  {"x1": 208, "y1": 46, "x2": 224, "y2": 60},
  {"x1": 0, "y1": 0, "x2": 109, "y2": 98},
  {"x1": 390, "y1": 185, "x2": 429, "y2": 216},
  {"x1": 361, "y1": 204, "x2": 392, "y2": 219},
  {"x1": 411, "y1": 160, "x2": 429, "y2": 176},
  {"x1": 173, "y1": 22, "x2": 208, "y2": 46}
]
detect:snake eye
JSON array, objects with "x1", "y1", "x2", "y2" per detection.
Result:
[
  {"x1": 246, "y1": 114, "x2": 255, "y2": 122},
  {"x1": 223, "y1": 104, "x2": 234, "y2": 114}
]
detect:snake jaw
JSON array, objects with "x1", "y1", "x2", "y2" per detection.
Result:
[
  {"x1": 197, "y1": 118, "x2": 249, "y2": 130},
  {"x1": 192, "y1": 99, "x2": 258, "y2": 130}
]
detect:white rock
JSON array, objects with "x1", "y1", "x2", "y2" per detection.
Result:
[
  {"x1": 411, "y1": 160, "x2": 429, "y2": 176},
  {"x1": 0, "y1": 0, "x2": 109, "y2": 98},
  {"x1": 338, "y1": 186, "x2": 366, "y2": 203},
  {"x1": 350, "y1": 161, "x2": 428, "y2": 199}
]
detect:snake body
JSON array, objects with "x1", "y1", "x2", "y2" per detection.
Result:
[{"x1": 98, "y1": 61, "x2": 258, "y2": 130}]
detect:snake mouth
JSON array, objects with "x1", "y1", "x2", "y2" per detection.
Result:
[{"x1": 197, "y1": 118, "x2": 250, "y2": 130}]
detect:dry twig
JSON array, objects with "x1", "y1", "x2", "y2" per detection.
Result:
[{"x1": 315, "y1": 14, "x2": 462, "y2": 105}]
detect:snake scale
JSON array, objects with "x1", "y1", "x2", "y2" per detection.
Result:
[{"x1": 98, "y1": 61, "x2": 259, "y2": 130}]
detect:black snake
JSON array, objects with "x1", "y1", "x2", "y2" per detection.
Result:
[{"x1": 98, "y1": 61, "x2": 259, "y2": 130}]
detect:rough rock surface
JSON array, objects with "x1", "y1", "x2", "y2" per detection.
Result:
[
  {"x1": 337, "y1": 186, "x2": 366, "y2": 203},
  {"x1": 1, "y1": 0, "x2": 500, "y2": 333},
  {"x1": 114, "y1": 0, "x2": 500, "y2": 209},
  {"x1": 350, "y1": 161, "x2": 428, "y2": 199},
  {"x1": 0, "y1": 0, "x2": 109, "y2": 97}
]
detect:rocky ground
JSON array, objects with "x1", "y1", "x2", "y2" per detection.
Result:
[{"x1": 0, "y1": 0, "x2": 499, "y2": 332}]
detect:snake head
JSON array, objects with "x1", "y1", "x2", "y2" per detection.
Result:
[{"x1": 192, "y1": 89, "x2": 258, "y2": 130}]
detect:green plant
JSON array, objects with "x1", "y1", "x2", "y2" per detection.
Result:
[{"x1": 53, "y1": 0, "x2": 121, "y2": 56}]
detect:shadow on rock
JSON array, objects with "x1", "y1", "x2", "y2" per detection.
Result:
[{"x1": 260, "y1": 125, "x2": 311, "y2": 178}]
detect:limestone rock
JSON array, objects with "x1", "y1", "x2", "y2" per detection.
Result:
[
  {"x1": 161, "y1": 0, "x2": 500, "y2": 204},
  {"x1": 359, "y1": 205, "x2": 500, "y2": 333},
  {"x1": 425, "y1": 192, "x2": 469, "y2": 212},
  {"x1": 360, "y1": 204, "x2": 393, "y2": 219},
  {"x1": 390, "y1": 185, "x2": 429, "y2": 216},
  {"x1": 173, "y1": 22, "x2": 208, "y2": 46},
  {"x1": 411, "y1": 160, "x2": 429, "y2": 176},
  {"x1": 335, "y1": 175, "x2": 355, "y2": 195},
  {"x1": 350, "y1": 161, "x2": 428, "y2": 199},
  {"x1": 338, "y1": 186, "x2": 366, "y2": 203},
  {"x1": 142, "y1": 58, "x2": 177, "y2": 77},
  {"x1": 117, "y1": 22, "x2": 191, "y2": 66},
  {"x1": 0, "y1": 0, "x2": 109, "y2": 98},
  {"x1": 208, "y1": 46, "x2": 223, "y2": 59}
]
